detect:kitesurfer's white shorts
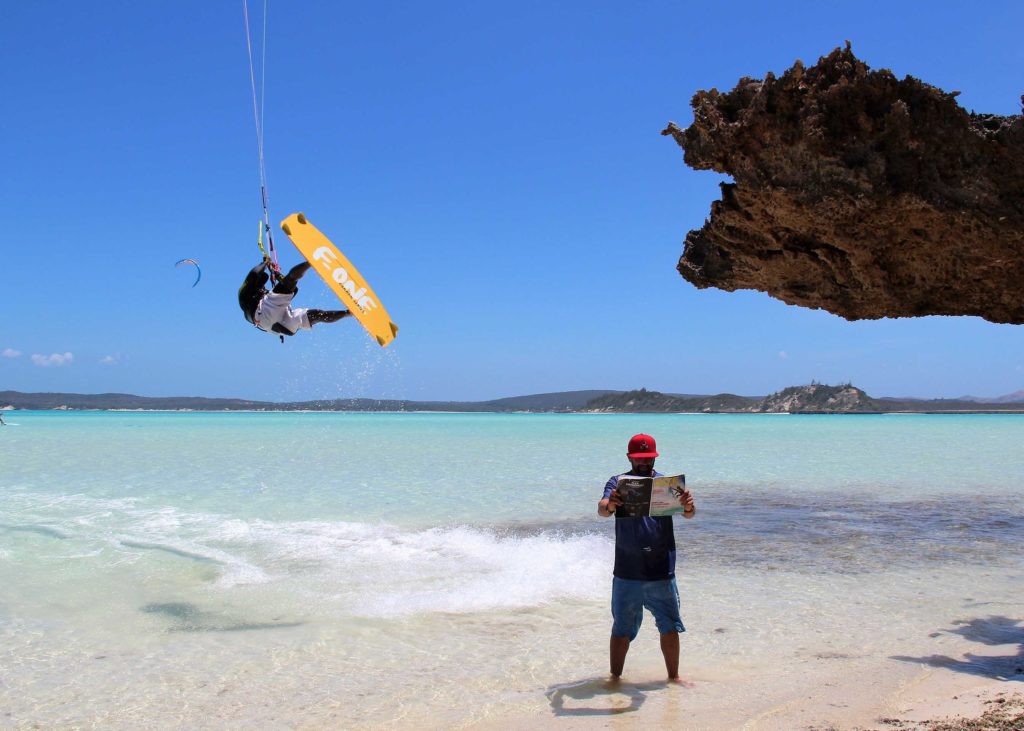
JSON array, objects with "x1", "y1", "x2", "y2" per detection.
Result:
[{"x1": 255, "y1": 292, "x2": 311, "y2": 335}]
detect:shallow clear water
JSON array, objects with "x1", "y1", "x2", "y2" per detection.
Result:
[{"x1": 1, "y1": 412, "x2": 1022, "y2": 728}]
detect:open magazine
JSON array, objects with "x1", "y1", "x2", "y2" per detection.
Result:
[{"x1": 615, "y1": 474, "x2": 687, "y2": 518}]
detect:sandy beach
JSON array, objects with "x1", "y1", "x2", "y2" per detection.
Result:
[{"x1": 483, "y1": 668, "x2": 1020, "y2": 731}]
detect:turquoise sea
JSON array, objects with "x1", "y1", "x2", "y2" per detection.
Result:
[{"x1": 1, "y1": 412, "x2": 1022, "y2": 728}]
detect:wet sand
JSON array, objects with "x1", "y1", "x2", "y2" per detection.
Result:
[
  {"x1": 469, "y1": 635, "x2": 1022, "y2": 731},
  {"x1": 475, "y1": 672, "x2": 1017, "y2": 730}
]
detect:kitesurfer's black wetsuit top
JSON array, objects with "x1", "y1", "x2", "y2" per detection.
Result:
[
  {"x1": 239, "y1": 261, "x2": 314, "y2": 336},
  {"x1": 238, "y1": 262, "x2": 271, "y2": 325}
]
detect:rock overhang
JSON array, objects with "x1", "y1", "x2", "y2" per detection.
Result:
[{"x1": 663, "y1": 43, "x2": 1024, "y2": 324}]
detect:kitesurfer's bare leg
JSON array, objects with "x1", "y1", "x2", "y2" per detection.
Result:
[
  {"x1": 308, "y1": 309, "x2": 351, "y2": 325},
  {"x1": 273, "y1": 262, "x2": 312, "y2": 294}
]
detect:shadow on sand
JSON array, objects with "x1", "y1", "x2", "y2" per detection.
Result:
[
  {"x1": 546, "y1": 677, "x2": 666, "y2": 717},
  {"x1": 891, "y1": 615, "x2": 1024, "y2": 681}
]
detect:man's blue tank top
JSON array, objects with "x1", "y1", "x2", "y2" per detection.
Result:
[{"x1": 603, "y1": 472, "x2": 677, "y2": 581}]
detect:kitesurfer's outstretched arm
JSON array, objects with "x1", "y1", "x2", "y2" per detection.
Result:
[{"x1": 248, "y1": 258, "x2": 271, "y2": 278}]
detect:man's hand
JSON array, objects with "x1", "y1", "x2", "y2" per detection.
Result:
[
  {"x1": 599, "y1": 488, "x2": 623, "y2": 517},
  {"x1": 679, "y1": 488, "x2": 696, "y2": 518}
]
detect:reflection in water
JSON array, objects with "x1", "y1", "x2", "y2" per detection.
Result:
[
  {"x1": 140, "y1": 602, "x2": 303, "y2": 633},
  {"x1": 0, "y1": 524, "x2": 68, "y2": 539},
  {"x1": 121, "y1": 541, "x2": 219, "y2": 563}
]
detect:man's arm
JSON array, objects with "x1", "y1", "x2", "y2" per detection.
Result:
[
  {"x1": 248, "y1": 258, "x2": 271, "y2": 277},
  {"x1": 679, "y1": 487, "x2": 696, "y2": 519},
  {"x1": 598, "y1": 492, "x2": 621, "y2": 517},
  {"x1": 598, "y1": 477, "x2": 622, "y2": 517}
]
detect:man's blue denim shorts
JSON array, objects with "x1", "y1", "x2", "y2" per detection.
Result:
[{"x1": 611, "y1": 576, "x2": 685, "y2": 640}]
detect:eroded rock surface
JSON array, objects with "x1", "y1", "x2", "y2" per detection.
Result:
[{"x1": 662, "y1": 44, "x2": 1024, "y2": 323}]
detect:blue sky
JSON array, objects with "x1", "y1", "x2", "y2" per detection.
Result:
[{"x1": 2, "y1": 1, "x2": 1022, "y2": 402}]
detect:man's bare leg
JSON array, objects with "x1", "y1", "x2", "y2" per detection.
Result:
[
  {"x1": 660, "y1": 631, "x2": 680, "y2": 678},
  {"x1": 273, "y1": 262, "x2": 312, "y2": 294},
  {"x1": 610, "y1": 636, "x2": 630, "y2": 679},
  {"x1": 308, "y1": 309, "x2": 350, "y2": 325},
  {"x1": 660, "y1": 631, "x2": 694, "y2": 685}
]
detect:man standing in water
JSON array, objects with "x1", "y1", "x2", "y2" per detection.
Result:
[{"x1": 598, "y1": 433, "x2": 696, "y2": 682}]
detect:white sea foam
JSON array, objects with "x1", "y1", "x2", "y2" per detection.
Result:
[
  {"x1": 212, "y1": 517, "x2": 612, "y2": 613},
  {"x1": 0, "y1": 490, "x2": 612, "y2": 613}
]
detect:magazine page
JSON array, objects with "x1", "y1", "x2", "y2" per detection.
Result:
[
  {"x1": 615, "y1": 474, "x2": 687, "y2": 517},
  {"x1": 615, "y1": 476, "x2": 653, "y2": 518},
  {"x1": 648, "y1": 474, "x2": 687, "y2": 517}
]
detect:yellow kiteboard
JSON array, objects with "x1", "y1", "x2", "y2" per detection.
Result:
[{"x1": 280, "y1": 212, "x2": 399, "y2": 347}]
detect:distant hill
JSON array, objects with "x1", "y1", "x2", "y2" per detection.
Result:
[
  {"x1": 874, "y1": 396, "x2": 1021, "y2": 411},
  {"x1": 3, "y1": 385, "x2": 1022, "y2": 413},
  {"x1": 0, "y1": 391, "x2": 268, "y2": 411},
  {"x1": 954, "y1": 389, "x2": 1024, "y2": 403},
  {"x1": 583, "y1": 385, "x2": 855, "y2": 413},
  {"x1": 757, "y1": 383, "x2": 879, "y2": 413},
  {"x1": 475, "y1": 390, "x2": 619, "y2": 411},
  {"x1": 585, "y1": 388, "x2": 759, "y2": 413},
  {"x1": 583, "y1": 384, "x2": 1024, "y2": 413},
  {"x1": 586, "y1": 389, "x2": 692, "y2": 412},
  {"x1": 270, "y1": 390, "x2": 620, "y2": 413},
  {"x1": 0, "y1": 389, "x2": 619, "y2": 413}
]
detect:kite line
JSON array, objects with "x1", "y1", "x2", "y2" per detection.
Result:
[{"x1": 242, "y1": 0, "x2": 280, "y2": 283}]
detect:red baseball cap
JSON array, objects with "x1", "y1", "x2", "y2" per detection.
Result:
[{"x1": 627, "y1": 433, "x2": 658, "y2": 458}]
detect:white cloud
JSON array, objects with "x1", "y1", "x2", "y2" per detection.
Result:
[
  {"x1": 2, "y1": 348, "x2": 21, "y2": 358},
  {"x1": 99, "y1": 354, "x2": 120, "y2": 365},
  {"x1": 31, "y1": 352, "x2": 74, "y2": 367},
  {"x1": 778, "y1": 351, "x2": 789, "y2": 359}
]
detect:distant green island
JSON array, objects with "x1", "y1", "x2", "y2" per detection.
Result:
[{"x1": 3, "y1": 383, "x2": 1023, "y2": 413}]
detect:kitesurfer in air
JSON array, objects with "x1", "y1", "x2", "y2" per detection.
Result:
[{"x1": 238, "y1": 257, "x2": 351, "y2": 338}]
